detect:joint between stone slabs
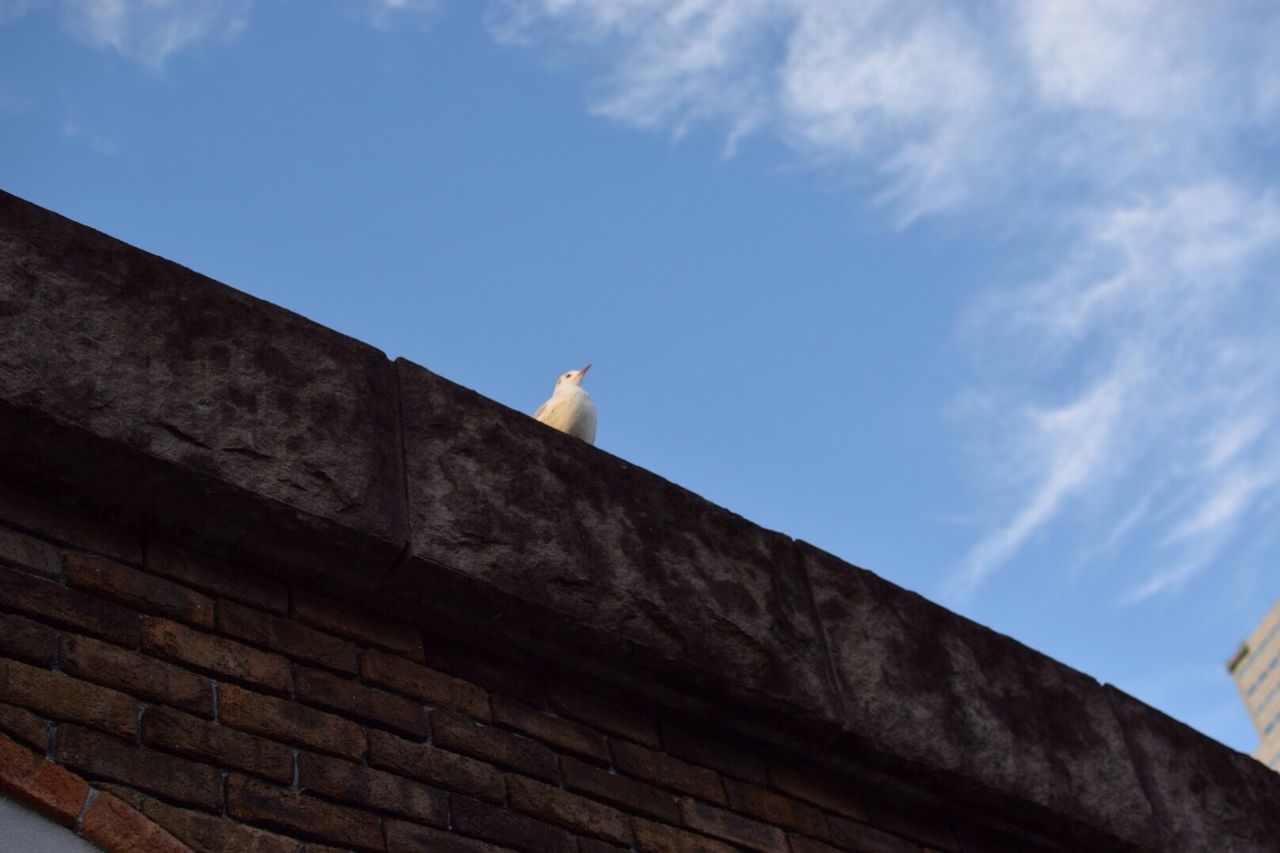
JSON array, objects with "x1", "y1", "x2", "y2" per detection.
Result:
[
  {"x1": 1101, "y1": 686, "x2": 1164, "y2": 853},
  {"x1": 389, "y1": 359, "x2": 414, "y2": 576},
  {"x1": 792, "y1": 541, "x2": 847, "y2": 725}
]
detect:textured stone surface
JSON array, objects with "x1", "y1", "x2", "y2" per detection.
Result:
[
  {"x1": 398, "y1": 358, "x2": 839, "y2": 728},
  {"x1": 801, "y1": 543, "x2": 1160, "y2": 851},
  {"x1": 0, "y1": 189, "x2": 405, "y2": 573},
  {"x1": 1107, "y1": 687, "x2": 1280, "y2": 853}
]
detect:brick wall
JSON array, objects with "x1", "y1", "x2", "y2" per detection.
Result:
[{"x1": 0, "y1": 484, "x2": 1034, "y2": 853}]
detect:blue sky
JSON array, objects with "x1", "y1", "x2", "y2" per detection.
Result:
[{"x1": 4, "y1": 1, "x2": 1280, "y2": 756}]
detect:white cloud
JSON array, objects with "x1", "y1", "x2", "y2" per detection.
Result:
[
  {"x1": 491, "y1": 0, "x2": 1280, "y2": 602},
  {"x1": 0, "y1": 0, "x2": 247, "y2": 66}
]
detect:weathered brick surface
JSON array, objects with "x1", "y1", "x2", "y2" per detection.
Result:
[
  {"x1": 0, "y1": 488, "x2": 140, "y2": 565},
  {"x1": 508, "y1": 774, "x2": 633, "y2": 845},
  {"x1": 0, "y1": 658, "x2": 137, "y2": 739},
  {"x1": 362, "y1": 647, "x2": 491, "y2": 720},
  {"x1": 227, "y1": 773, "x2": 384, "y2": 852},
  {"x1": 630, "y1": 818, "x2": 737, "y2": 853},
  {"x1": 662, "y1": 724, "x2": 767, "y2": 786},
  {"x1": 432, "y1": 707, "x2": 559, "y2": 783},
  {"x1": 578, "y1": 838, "x2": 630, "y2": 853},
  {"x1": 385, "y1": 819, "x2": 511, "y2": 853},
  {"x1": 142, "y1": 705, "x2": 294, "y2": 783},
  {"x1": 766, "y1": 763, "x2": 867, "y2": 822},
  {"x1": 300, "y1": 751, "x2": 448, "y2": 826},
  {"x1": 368, "y1": 728, "x2": 506, "y2": 803},
  {"x1": 864, "y1": 798, "x2": 959, "y2": 851},
  {"x1": 562, "y1": 756, "x2": 679, "y2": 824},
  {"x1": 0, "y1": 733, "x2": 88, "y2": 825},
  {"x1": 824, "y1": 815, "x2": 921, "y2": 853},
  {"x1": 294, "y1": 664, "x2": 427, "y2": 737},
  {"x1": 64, "y1": 553, "x2": 214, "y2": 629},
  {"x1": 55, "y1": 724, "x2": 222, "y2": 811},
  {"x1": 678, "y1": 798, "x2": 788, "y2": 852},
  {"x1": 549, "y1": 682, "x2": 660, "y2": 748},
  {"x1": 0, "y1": 565, "x2": 139, "y2": 647},
  {"x1": 219, "y1": 683, "x2": 365, "y2": 761},
  {"x1": 0, "y1": 525, "x2": 62, "y2": 578},
  {"x1": 0, "y1": 610, "x2": 57, "y2": 666},
  {"x1": 493, "y1": 694, "x2": 610, "y2": 764},
  {"x1": 612, "y1": 740, "x2": 725, "y2": 804},
  {"x1": 81, "y1": 792, "x2": 194, "y2": 853},
  {"x1": 218, "y1": 600, "x2": 359, "y2": 674},
  {"x1": 722, "y1": 778, "x2": 828, "y2": 838},
  {"x1": 146, "y1": 542, "x2": 287, "y2": 614},
  {"x1": 60, "y1": 633, "x2": 214, "y2": 717},
  {"x1": 452, "y1": 793, "x2": 577, "y2": 853},
  {"x1": 0, "y1": 700, "x2": 46, "y2": 750},
  {"x1": 143, "y1": 618, "x2": 293, "y2": 694},
  {"x1": 785, "y1": 836, "x2": 843, "y2": 853},
  {"x1": 294, "y1": 587, "x2": 424, "y2": 660},
  {"x1": 140, "y1": 797, "x2": 300, "y2": 853}
]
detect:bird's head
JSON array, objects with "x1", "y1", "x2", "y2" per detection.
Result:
[{"x1": 554, "y1": 363, "x2": 591, "y2": 390}]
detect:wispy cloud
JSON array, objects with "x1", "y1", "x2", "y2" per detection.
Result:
[
  {"x1": 0, "y1": 0, "x2": 248, "y2": 66},
  {"x1": 490, "y1": 0, "x2": 1280, "y2": 602},
  {"x1": 368, "y1": 0, "x2": 439, "y2": 30}
]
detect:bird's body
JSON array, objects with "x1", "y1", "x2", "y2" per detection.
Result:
[{"x1": 533, "y1": 364, "x2": 596, "y2": 444}]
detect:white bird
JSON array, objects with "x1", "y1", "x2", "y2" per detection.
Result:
[{"x1": 532, "y1": 363, "x2": 596, "y2": 444}]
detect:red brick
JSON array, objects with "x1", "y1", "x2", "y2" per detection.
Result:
[
  {"x1": 218, "y1": 683, "x2": 364, "y2": 760},
  {"x1": 432, "y1": 708, "x2": 559, "y2": 783},
  {"x1": 424, "y1": 639, "x2": 546, "y2": 707},
  {"x1": 218, "y1": 600, "x2": 359, "y2": 674},
  {"x1": 678, "y1": 799, "x2": 788, "y2": 852},
  {"x1": 65, "y1": 553, "x2": 214, "y2": 629},
  {"x1": 294, "y1": 664, "x2": 426, "y2": 737},
  {"x1": 0, "y1": 525, "x2": 61, "y2": 579},
  {"x1": 0, "y1": 733, "x2": 88, "y2": 825},
  {"x1": 451, "y1": 793, "x2": 576, "y2": 853},
  {"x1": 548, "y1": 682, "x2": 659, "y2": 747},
  {"x1": 140, "y1": 797, "x2": 300, "y2": 853},
  {"x1": 0, "y1": 565, "x2": 139, "y2": 647},
  {"x1": 227, "y1": 773, "x2": 383, "y2": 852},
  {"x1": 362, "y1": 648, "x2": 490, "y2": 720},
  {"x1": 612, "y1": 740, "x2": 726, "y2": 804},
  {"x1": 142, "y1": 705, "x2": 294, "y2": 783},
  {"x1": 368, "y1": 728, "x2": 505, "y2": 802},
  {"x1": 766, "y1": 763, "x2": 867, "y2": 821},
  {"x1": 55, "y1": 725, "x2": 222, "y2": 811},
  {"x1": 146, "y1": 541, "x2": 287, "y2": 614},
  {"x1": 562, "y1": 756, "x2": 679, "y2": 824},
  {"x1": 0, "y1": 610, "x2": 56, "y2": 666},
  {"x1": 143, "y1": 618, "x2": 292, "y2": 694},
  {"x1": 0, "y1": 700, "x2": 46, "y2": 751},
  {"x1": 785, "y1": 837, "x2": 843, "y2": 853},
  {"x1": 81, "y1": 792, "x2": 194, "y2": 853},
  {"x1": 662, "y1": 723, "x2": 767, "y2": 786},
  {"x1": 631, "y1": 819, "x2": 737, "y2": 853},
  {"x1": 493, "y1": 694, "x2": 609, "y2": 763},
  {"x1": 301, "y1": 750, "x2": 447, "y2": 825},
  {"x1": 723, "y1": 778, "x2": 828, "y2": 838},
  {"x1": 293, "y1": 587, "x2": 424, "y2": 660},
  {"x1": 508, "y1": 774, "x2": 632, "y2": 846},
  {"x1": 385, "y1": 819, "x2": 511, "y2": 853},
  {"x1": 60, "y1": 633, "x2": 213, "y2": 717},
  {"x1": 825, "y1": 814, "x2": 923, "y2": 853},
  {"x1": 0, "y1": 659, "x2": 137, "y2": 740},
  {"x1": 0, "y1": 488, "x2": 140, "y2": 565}
]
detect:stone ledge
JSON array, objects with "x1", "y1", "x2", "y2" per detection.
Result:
[{"x1": 3, "y1": 188, "x2": 1277, "y2": 852}]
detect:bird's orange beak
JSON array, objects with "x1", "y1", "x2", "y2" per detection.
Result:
[{"x1": 579, "y1": 363, "x2": 591, "y2": 376}]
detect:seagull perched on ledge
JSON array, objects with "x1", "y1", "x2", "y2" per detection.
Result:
[{"x1": 533, "y1": 363, "x2": 596, "y2": 444}]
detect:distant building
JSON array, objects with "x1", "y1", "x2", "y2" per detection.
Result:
[{"x1": 1227, "y1": 598, "x2": 1280, "y2": 771}]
